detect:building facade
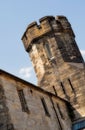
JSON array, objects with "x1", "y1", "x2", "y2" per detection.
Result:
[
  {"x1": 22, "y1": 15, "x2": 85, "y2": 129},
  {"x1": 0, "y1": 15, "x2": 85, "y2": 130},
  {"x1": 0, "y1": 70, "x2": 72, "y2": 130}
]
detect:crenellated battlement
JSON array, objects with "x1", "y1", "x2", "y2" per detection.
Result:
[{"x1": 22, "y1": 15, "x2": 75, "y2": 52}]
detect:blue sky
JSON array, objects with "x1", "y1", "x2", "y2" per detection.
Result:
[{"x1": 0, "y1": 0, "x2": 85, "y2": 84}]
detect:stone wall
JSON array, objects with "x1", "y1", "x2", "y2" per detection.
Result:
[
  {"x1": 0, "y1": 71, "x2": 72, "y2": 130},
  {"x1": 0, "y1": 79, "x2": 14, "y2": 130},
  {"x1": 22, "y1": 15, "x2": 85, "y2": 120}
]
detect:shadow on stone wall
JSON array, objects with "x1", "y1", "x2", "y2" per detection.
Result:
[{"x1": 56, "y1": 36, "x2": 84, "y2": 63}]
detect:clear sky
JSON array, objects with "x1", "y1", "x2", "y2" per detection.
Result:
[{"x1": 0, "y1": 0, "x2": 85, "y2": 85}]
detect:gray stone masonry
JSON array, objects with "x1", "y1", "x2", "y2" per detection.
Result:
[
  {"x1": 0, "y1": 70, "x2": 72, "y2": 130},
  {"x1": 22, "y1": 15, "x2": 85, "y2": 123}
]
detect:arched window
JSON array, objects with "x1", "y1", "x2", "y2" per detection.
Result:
[{"x1": 44, "y1": 42, "x2": 52, "y2": 59}]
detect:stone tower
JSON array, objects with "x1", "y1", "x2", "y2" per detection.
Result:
[{"x1": 22, "y1": 16, "x2": 85, "y2": 118}]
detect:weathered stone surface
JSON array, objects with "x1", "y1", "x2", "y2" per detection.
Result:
[
  {"x1": 22, "y1": 15, "x2": 85, "y2": 129},
  {"x1": 0, "y1": 15, "x2": 85, "y2": 130},
  {"x1": 0, "y1": 80, "x2": 14, "y2": 130},
  {"x1": 0, "y1": 71, "x2": 71, "y2": 130}
]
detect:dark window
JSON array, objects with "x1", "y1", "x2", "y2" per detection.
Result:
[
  {"x1": 30, "y1": 89, "x2": 33, "y2": 94},
  {"x1": 44, "y1": 43, "x2": 52, "y2": 59},
  {"x1": 50, "y1": 97, "x2": 62, "y2": 130},
  {"x1": 68, "y1": 79, "x2": 75, "y2": 92},
  {"x1": 41, "y1": 97, "x2": 50, "y2": 117},
  {"x1": 60, "y1": 82, "x2": 69, "y2": 99},
  {"x1": 57, "y1": 104, "x2": 64, "y2": 119},
  {"x1": 53, "y1": 86, "x2": 57, "y2": 96},
  {"x1": 18, "y1": 90, "x2": 29, "y2": 113},
  {"x1": 60, "y1": 82, "x2": 66, "y2": 95}
]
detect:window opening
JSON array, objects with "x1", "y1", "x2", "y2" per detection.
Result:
[
  {"x1": 44, "y1": 42, "x2": 52, "y2": 59},
  {"x1": 68, "y1": 79, "x2": 75, "y2": 92},
  {"x1": 30, "y1": 89, "x2": 33, "y2": 94},
  {"x1": 53, "y1": 86, "x2": 57, "y2": 96},
  {"x1": 41, "y1": 97, "x2": 50, "y2": 117},
  {"x1": 18, "y1": 90, "x2": 29, "y2": 113},
  {"x1": 57, "y1": 104, "x2": 64, "y2": 119},
  {"x1": 60, "y1": 82, "x2": 66, "y2": 95},
  {"x1": 60, "y1": 82, "x2": 69, "y2": 99},
  {"x1": 50, "y1": 97, "x2": 62, "y2": 130}
]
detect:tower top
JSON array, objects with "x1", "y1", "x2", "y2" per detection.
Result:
[{"x1": 22, "y1": 15, "x2": 75, "y2": 52}]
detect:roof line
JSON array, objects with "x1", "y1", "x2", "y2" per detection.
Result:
[{"x1": 0, "y1": 69, "x2": 68, "y2": 103}]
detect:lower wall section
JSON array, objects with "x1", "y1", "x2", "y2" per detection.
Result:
[
  {"x1": 0, "y1": 75, "x2": 72, "y2": 130},
  {"x1": 0, "y1": 83, "x2": 14, "y2": 130}
]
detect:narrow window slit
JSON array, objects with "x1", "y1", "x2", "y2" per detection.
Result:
[
  {"x1": 44, "y1": 42, "x2": 52, "y2": 59},
  {"x1": 53, "y1": 86, "x2": 57, "y2": 96},
  {"x1": 60, "y1": 82, "x2": 66, "y2": 95},
  {"x1": 30, "y1": 89, "x2": 33, "y2": 94},
  {"x1": 41, "y1": 97, "x2": 50, "y2": 117},
  {"x1": 68, "y1": 79, "x2": 75, "y2": 93},
  {"x1": 60, "y1": 82, "x2": 69, "y2": 99},
  {"x1": 57, "y1": 104, "x2": 64, "y2": 119},
  {"x1": 50, "y1": 97, "x2": 62, "y2": 130},
  {"x1": 18, "y1": 90, "x2": 29, "y2": 113}
]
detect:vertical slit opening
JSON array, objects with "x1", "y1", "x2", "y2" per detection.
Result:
[
  {"x1": 52, "y1": 86, "x2": 57, "y2": 96},
  {"x1": 60, "y1": 82, "x2": 66, "y2": 95},
  {"x1": 68, "y1": 79, "x2": 75, "y2": 93},
  {"x1": 57, "y1": 104, "x2": 64, "y2": 119},
  {"x1": 17, "y1": 89, "x2": 29, "y2": 113},
  {"x1": 60, "y1": 82, "x2": 69, "y2": 99},
  {"x1": 44, "y1": 42, "x2": 53, "y2": 59},
  {"x1": 41, "y1": 97, "x2": 50, "y2": 117}
]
